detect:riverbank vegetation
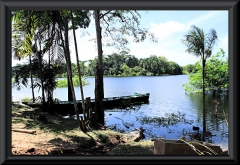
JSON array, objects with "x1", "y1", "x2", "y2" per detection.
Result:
[
  {"x1": 57, "y1": 75, "x2": 90, "y2": 88},
  {"x1": 183, "y1": 48, "x2": 228, "y2": 96},
  {"x1": 12, "y1": 63, "x2": 90, "y2": 89}
]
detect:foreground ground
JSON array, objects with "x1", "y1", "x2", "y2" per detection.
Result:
[{"x1": 11, "y1": 103, "x2": 154, "y2": 155}]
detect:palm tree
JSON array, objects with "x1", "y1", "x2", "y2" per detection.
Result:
[
  {"x1": 12, "y1": 10, "x2": 37, "y2": 102},
  {"x1": 12, "y1": 35, "x2": 36, "y2": 102},
  {"x1": 12, "y1": 10, "x2": 90, "y2": 130},
  {"x1": 12, "y1": 10, "x2": 65, "y2": 110},
  {"x1": 182, "y1": 25, "x2": 217, "y2": 141}
]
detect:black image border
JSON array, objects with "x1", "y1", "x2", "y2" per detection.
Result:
[{"x1": 0, "y1": 0, "x2": 239, "y2": 164}]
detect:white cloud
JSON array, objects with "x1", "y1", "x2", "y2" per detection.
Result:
[{"x1": 149, "y1": 21, "x2": 185, "y2": 40}]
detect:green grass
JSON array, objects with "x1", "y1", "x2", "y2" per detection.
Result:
[
  {"x1": 21, "y1": 97, "x2": 32, "y2": 102},
  {"x1": 57, "y1": 75, "x2": 90, "y2": 88}
]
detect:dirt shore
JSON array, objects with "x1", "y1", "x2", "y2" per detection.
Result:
[{"x1": 11, "y1": 104, "x2": 154, "y2": 155}]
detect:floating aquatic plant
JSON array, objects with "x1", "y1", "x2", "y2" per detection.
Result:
[{"x1": 138, "y1": 111, "x2": 194, "y2": 127}]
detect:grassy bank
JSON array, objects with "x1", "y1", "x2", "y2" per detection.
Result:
[
  {"x1": 57, "y1": 75, "x2": 90, "y2": 88},
  {"x1": 11, "y1": 104, "x2": 154, "y2": 155}
]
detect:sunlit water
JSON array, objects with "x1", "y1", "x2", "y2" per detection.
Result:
[{"x1": 12, "y1": 75, "x2": 229, "y2": 151}]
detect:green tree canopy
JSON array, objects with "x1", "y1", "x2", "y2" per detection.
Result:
[{"x1": 183, "y1": 48, "x2": 228, "y2": 96}]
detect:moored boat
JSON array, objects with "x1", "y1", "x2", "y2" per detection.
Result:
[{"x1": 21, "y1": 93, "x2": 150, "y2": 115}]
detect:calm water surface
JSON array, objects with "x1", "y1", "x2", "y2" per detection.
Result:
[{"x1": 12, "y1": 75, "x2": 229, "y2": 150}]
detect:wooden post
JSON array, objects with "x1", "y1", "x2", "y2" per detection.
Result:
[
  {"x1": 86, "y1": 97, "x2": 92, "y2": 126},
  {"x1": 86, "y1": 97, "x2": 92, "y2": 120},
  {"x1": 89, "y1": 109, "x2": 93, "y2": 127},
  {"x1": 133, "y1": 127, "x2": 145, "y2": 142},
  {"x1": 80, "y1": 116, "x2": 86, "y2": 132}
]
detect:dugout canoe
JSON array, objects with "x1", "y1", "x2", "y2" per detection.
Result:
[{"x1": 22, "y1": 93, "x2": 150, "y2": 115}]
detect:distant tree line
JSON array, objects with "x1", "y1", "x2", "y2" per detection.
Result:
[{"x1": 39, "y1": 51, "x2": 184, "y2": 78}]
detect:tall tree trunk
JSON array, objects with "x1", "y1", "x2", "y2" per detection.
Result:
[
  {"x1": 60, "y1": 17, "x2": 82, "y2": 131},
  {"x1": 70, "y1": 11, "x2": 86, "y2": 119},
  {"x1": 94, "y1": 10, "x2": 104, "y2": 126},
  {"x1": 68, "y1": 75, "x2": 73, "y2": 101},
  {"x1": 29, "y1": 55, "x2": 35, "y2": 103},
  {"x1": 64, "y1": 22, "x2": 73, "y2": 102},
  {"x1": 202, "y1": 59, "x2": 206, "y2": 141}
]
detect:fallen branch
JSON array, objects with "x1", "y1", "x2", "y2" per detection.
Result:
[
  {"x1": 12, "y1": 129, "x2": 36, "y2": 134},
  {"x1": 84, "y1": 120, "x2": 90, "y2": 126}
]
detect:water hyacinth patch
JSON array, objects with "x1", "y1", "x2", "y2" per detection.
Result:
[{"x1": 137, "y1": 111, "x2": 194, "y2": 127}]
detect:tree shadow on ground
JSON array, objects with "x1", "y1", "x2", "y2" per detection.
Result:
[
  {"x1": 45, "y1": 136, "x2": 95, "y2": 155},
  {"x1": 64, "y1": 134, "x2": 97, "y2": 149},
  {"x1": 91, "y1": 131, "x2": 111, "y2": 143},
  {"x1": 16, "y1": 108, "x2": 79, "y2": 135}
]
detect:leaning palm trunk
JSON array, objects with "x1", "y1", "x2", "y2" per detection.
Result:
[
  {"x1": 70, "y1": 11, "x2": 87, "y2": 120},
  {"x1": 58, "y1": 17, "x2": 82, "y2": 131},
  {"x1": 94, "y1": 10, "x2": 104, "y2": 126}
]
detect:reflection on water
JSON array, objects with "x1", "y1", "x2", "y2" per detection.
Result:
[{"x1": 12, "y1": 75, "x2": 229, "y2": 151}]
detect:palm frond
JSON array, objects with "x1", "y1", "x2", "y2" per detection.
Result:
[{"x1": 205, "y1": 29, "x2": 218, "y2": 58}]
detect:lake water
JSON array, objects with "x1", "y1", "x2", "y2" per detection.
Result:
[{"x1": 12, "y1": 75, "x2": 229, "y2": 151}]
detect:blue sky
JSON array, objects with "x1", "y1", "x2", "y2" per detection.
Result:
[{"x1": 12, "y1": 10, "x2": 228, "y2": 67}]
